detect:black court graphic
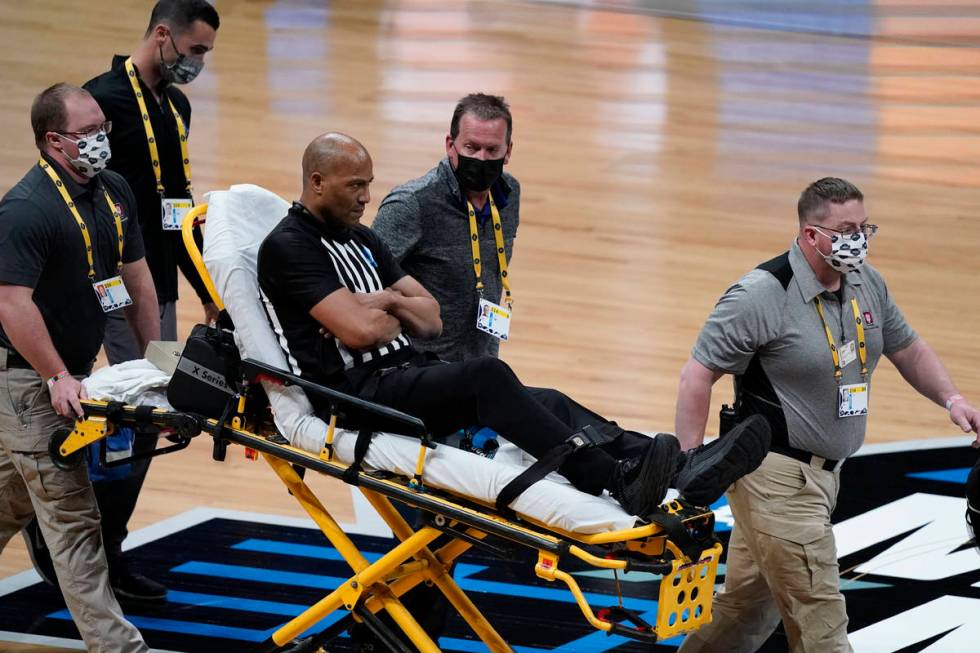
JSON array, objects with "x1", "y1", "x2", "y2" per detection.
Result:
[{"x1": 0, "y1": 440, "x2": 977, "y2": 652}]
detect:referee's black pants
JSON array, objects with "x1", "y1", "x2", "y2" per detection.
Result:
[{"x1": 369, "y1": 356, "x2": 651, "y2": 495}]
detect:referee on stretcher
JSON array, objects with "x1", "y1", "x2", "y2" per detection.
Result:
[{"x1": 257, "y1": 132, "x2": 771, "y2": 524}]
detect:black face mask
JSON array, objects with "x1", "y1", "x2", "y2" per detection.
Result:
[{"x1": 452, "y1": 148, "x2": 505, "y2": 193}]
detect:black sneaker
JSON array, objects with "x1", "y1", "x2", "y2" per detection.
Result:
[
  {"x1": 111, "y1": 567, "x2": 168, "y2": 603},
  {"x1": 612, "y1": 433, "x2": 681, "y2": 519},
  {"x1": 674, "y1": 414, "x2": 771, "y2": 506},
  {"x1": 22, "y1": 518, "x2": 57, "y2": 586}
]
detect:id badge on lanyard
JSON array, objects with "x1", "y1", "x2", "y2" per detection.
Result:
[
  {"x1": 468, "y1": 195, "x2": 514, "y2": 341},
  {"x1": 476, "y1": 297, "x2": 512, "y2": 340},
  {"x1": 162, "y1": 197, "x2": 194, "y2": 231},
  {"x1": 838, "y1": 383, "x2": 869, "y2": 418},
  {"x1": 815, "y1": 296, "x2": 870, "y2": 419},
  {"x1": 92, "y1": 276, "x2": 133, "y2": 313}
]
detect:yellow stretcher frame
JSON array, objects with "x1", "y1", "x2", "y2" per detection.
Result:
[{"x1": 51, "y1": 204, "x2": 724, "y2": 652}]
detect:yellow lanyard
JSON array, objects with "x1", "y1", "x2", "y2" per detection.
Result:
[
  {"x1": 39, "y1": 159, "x2": 124, "y2": 281},
  {"x1": 814, "y1": 294, "x2": 868, "y2": 380},
  {"x1": 124, "y1": 58, "x2": 192, "y2": 196},
  {"x1": 466, "y1": 193, "x2": 512, "y2": 308}
]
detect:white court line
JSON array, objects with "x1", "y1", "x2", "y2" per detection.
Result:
[{"x1": 0, "y1": 629, "x2": 183, "y2": 653}]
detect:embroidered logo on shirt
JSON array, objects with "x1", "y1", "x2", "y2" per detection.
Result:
[{"x1": 863, "y1": 310, "x2": 874, "y2": 326}]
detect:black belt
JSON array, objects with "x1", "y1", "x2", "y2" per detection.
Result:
[
  {"x1": 2, "y1": 349, "x2": 92, "y2": 376},
  {"x1": 2, "y1": 348, "x2": 32, "y2": 369},
  {"x1": 771, "y1": 443, "x2": 841, "y2": 471}
]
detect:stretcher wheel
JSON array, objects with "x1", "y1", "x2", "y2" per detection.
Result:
[{"x1": 49, "y1": 428, "x2": 84, "y2": 471}]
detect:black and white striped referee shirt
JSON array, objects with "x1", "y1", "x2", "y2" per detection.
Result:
[{"x1": 257, "y1": 202, "x2": 414, "y2": 388}]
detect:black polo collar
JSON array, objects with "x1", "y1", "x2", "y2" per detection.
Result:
[{"x1": 290, "y1": 201, "x2": 354, "y2": 243}]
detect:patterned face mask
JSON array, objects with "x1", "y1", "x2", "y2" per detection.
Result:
[
  {"x1": 160, "y1": 34, "x2": 204, "y2": 85},
  {"x1": 59, "y1": 130, "x2": 111, "y2": 178},
  {"x1": 813, "y1": 227, "x2": 868, "y2": 272}
]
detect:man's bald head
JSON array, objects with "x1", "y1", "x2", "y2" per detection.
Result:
[
  {"x1": 301, "y1": 132, "x2": 370, "y2": 188},
  {"x1": 299, "y1": 132, "x2": 374, "y2": 227}
]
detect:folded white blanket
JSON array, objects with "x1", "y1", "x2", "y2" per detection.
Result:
[{"x1": 83, "y1": 360, "x2": 172, "y2": 408}]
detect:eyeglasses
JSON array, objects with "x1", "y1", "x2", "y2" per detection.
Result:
[
  {"x1": 809, "y1": 223, "x2": 878, "y2": 239},
  {"x1": 58, "y1": 121, "x2": 112, "y2": 140}
]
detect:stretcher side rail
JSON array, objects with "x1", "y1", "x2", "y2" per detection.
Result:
[{"x1": 239, "y1": 358, "x2": 431, "y2": 443}]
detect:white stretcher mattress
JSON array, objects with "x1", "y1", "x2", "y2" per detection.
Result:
[{"x1": 184, "y1": 184, "x2": 636, "y2": 533}]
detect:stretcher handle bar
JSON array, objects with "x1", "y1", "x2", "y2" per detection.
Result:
[
  {"x1": 218, "y1": 426, "x2": 567, "y2": 553},
  {"x1": 180, "y1": 203, "x2": 224, "y2": 311},
  {"x1": 550, "y1": 568, "x2": 659, "y2": 643},
  {"x1": 240, "y1": 358, "x2": 428, "y2": 438}
]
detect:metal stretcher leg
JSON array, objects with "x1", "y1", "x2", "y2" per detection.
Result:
[
  {"x1": 360, "y1": 488, "x2": 513, "y2": 653},
  {"x1": 260, "y1": 454, "x2": 443, "y2": 651}
]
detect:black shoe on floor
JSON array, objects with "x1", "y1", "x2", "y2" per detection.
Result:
[
  {"x1": 22, "y1": 518, "x2": 57, "y2": 586},
  {"x1": 674, "y1": 414, "x2": 771, "y2": 506},
  {"x1": 612, "y1": 433, "x2": 681, "y2": 519},
  {"x1": 111, "y1": 567, "x2": 168, "y2": 603}
]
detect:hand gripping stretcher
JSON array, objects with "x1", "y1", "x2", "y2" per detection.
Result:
[{"x1": 47, "y1": 185, "x2": 723, "y2": 652}]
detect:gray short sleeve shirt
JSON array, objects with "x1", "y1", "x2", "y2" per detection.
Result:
[{"x1": 693, "y1": 241, "x2": 917, "y2": 460}]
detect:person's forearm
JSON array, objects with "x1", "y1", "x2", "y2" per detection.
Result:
[
  {"x1": 0, "y1": 299, "x2": 67, "y2": 379},
  {"x1": 124, "y1": 297, "x2": 161, "y2": 356},
  {"x1": 675, "y1": 358, "x2": 722, "y2": 450},
  {"x1": 675, "y1": 383, "x2": 713, "y2": 451},
  {"x1": 388, "y1": 293, "x2": 441, "y2": 339},
  {"x1": 122, "y1": 262, "x2": 162, "y2": 355},
  {"x1": 888, "y1": 338, "x2": 959, "y2": 406}
]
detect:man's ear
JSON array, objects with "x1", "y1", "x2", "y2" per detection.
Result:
[
  {"x1": 802, "y1": 225, "x2": 820, "y2": 247},
  {"x1": 46, "y1": 131, "x2": 64, "y2": 151},
  {"x1": 309, "y1": 171, "x2": 323, "y2": 194},
  {"x1": 503, "y1": 140, "x2": 513, "y2": 165}
]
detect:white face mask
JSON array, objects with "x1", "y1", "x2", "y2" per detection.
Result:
[
  {"x1": 58, "y1": 130, "x2": 111, "y2": 178},
  {"x1": 813, "y1": 227, "x2": 868, "y2": 273}
]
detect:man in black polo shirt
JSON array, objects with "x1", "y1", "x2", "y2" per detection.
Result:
[
  {"x1": 0, "y1": 83, "x2": 156, "y2": 652},
  {"x1": 27, "y1": 0, "x2": 220, "y2": 602},
  {"x1": 259, "y1": 132, "x2": 769, "y2": 521},
  {"x1": 85, "y1": 0, "x2": 219, "y2": 357}
]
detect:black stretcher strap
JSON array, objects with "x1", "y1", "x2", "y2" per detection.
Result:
[
  {"x1": 133, "y1": 404, "x2": 156, "y2": 424},
  {"x1": 646, "y1": 510, "x2": 705, "y2": 564},
  {"x1": 495, "y1": 425, "x2": 607, "y2": 514},
  {"x1": 342, "y1": 427, "x2": 374, "y2": 486}
]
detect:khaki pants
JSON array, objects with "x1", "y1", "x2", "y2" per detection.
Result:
[
  {"x1": 680, "y1": 452, "x2": 852, "y2": 653},
  {"x1": 0, "y1": 351, "x2": 147, "y2": 653}
]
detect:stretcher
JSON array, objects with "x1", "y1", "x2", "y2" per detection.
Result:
[{"x1": 47, "y1": 186, "x2": 724, "y2": 652}]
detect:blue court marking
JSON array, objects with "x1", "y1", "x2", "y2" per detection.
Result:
[
  {"x1": 173, "y1": 561, "x2": 660, "y2": 614},
  {"x1": 234, "y1": 538, "x2": 384, "y2": 562},
  {"x1": 839, "y1": 578, "x2": 892, "y2": 591},
  {"x1": 711, "y1": 497, "x2": 732, "y2": 532},
  {"x1": 49, "y1": 601, "x2": 345, "y2": 643},
  {"x1": 47, "y1": 610, "x2": 277, "y2": 642},
  {"x1": 440, "y1": 636, "x2": 553, "y2": 652},
  {"x1": 230, "y1": 539, "x2": 662, "y2": 611},
  {"x1": 166, "y1": 590, "x2": 315, "y2": 616},
  {"x1": 50, "y1": 608, "x2": 678, "y2": 651},
  {"x1": 174, "y1": 561, "x2": 344, "y2": 590},
  {"x1": 907, "y1": 468, "x2": 970, "y2": 485}
]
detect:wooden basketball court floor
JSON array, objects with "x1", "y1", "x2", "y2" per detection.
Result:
[{"x1": 0, "y1": 0, "x2": 979, "y2": 649}]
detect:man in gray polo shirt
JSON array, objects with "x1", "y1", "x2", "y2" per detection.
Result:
[
  {"x1": 372, "y1": 93, "x2": 517, "y2": 362},
  {"x1": 676, "y1": 177, "x2": 980, "y2": 652}
]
